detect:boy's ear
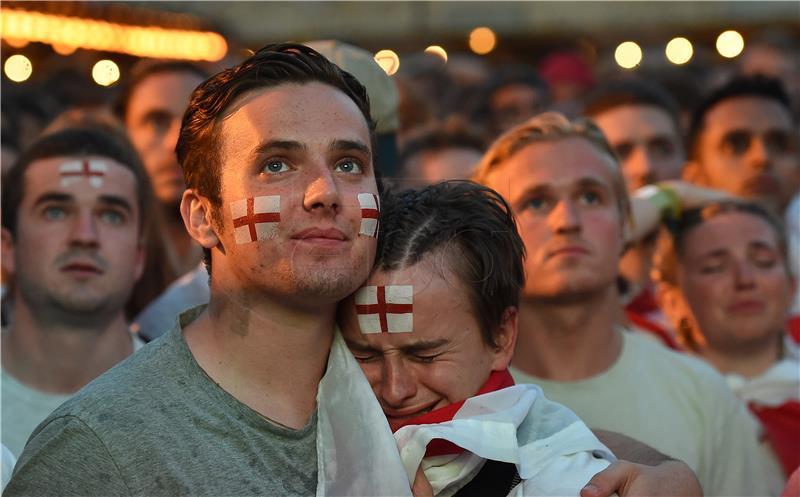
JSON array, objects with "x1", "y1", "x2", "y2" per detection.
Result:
[
  {"x1": 491, "y1": 306, "x2": 519, "y2": 371},
  {"x1": 181, "y1": 189, "x2": 221, "y2": 250}
]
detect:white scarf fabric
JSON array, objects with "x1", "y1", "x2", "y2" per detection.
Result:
[
  {"x1": 394, "y1": 384, "x2": 615, "y2": 497},
  {"x1": 726, "y1": 337, "x2": 800, "y2": 407},
  {"x1": 315, "y1": 330, "x2": 413, "y2": 497}
]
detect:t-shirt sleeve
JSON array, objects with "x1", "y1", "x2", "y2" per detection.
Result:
[{"x1": 4, "y1": 415, "x2": 130, "y2": 497}]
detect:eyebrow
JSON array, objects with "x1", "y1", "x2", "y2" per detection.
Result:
[
  {"x1": 98, "y1": 195, "x2": 133, "y2": 214},
  {"x1": 575, "y1": 177, "x2": 611, "y2": 190},
  {"x1": 330, "y1": 139, "x2": 372, "y2": 159},
  {"x1": 252, "y1": 140, "x2": 307, "y2": 159},
  {"x1": 343, "y1": 337, "x2": 450, "y2": 355},
  {"x1": 33, "y1": 192, "x2": 73, "y2": 207}
]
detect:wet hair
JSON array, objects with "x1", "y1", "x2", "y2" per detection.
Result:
[
  {"x1": 2, "y1": 125, "x2": 153, "y2": 238},
  {"x1": 583, "y1": 78, "x2": 682, "y2": 132},
  {"x1": 376, "y1": 180, "x2": 525, "y2": 347},
  {"x1": 473, "y1": 112, "x2": 631, "y2": 224},
  {"x1": 112, "y1": 59, "x2": 209, "y2": 121},
  {"x1": 687, "y1": 75, "x2": 794, "y2": 159},
  {"x1": 175, "y1": 42, "x2": 376, "y2": 272}
]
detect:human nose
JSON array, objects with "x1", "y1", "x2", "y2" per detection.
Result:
[
  {"x1": 548, "y1": 199, "x2": 581, "y2": 235},
  {"x1": 69, "y1": 209, "x2": 100, "y2": 249},
  {"x1": 746, "y1": 137, "x2": 770, "y2": 171},
  {"x1": 303, "y1": 166, "x2": 341, "y2": 214},
  {"x1": 733, "y1": 260, "x2": 757, "y2": 290},
  {"x1": 379, "y1": 356, "x2": 417, "y2": 408},
  {"x1": 626, "y1": 148, "x2": 656, "y2": 189}
]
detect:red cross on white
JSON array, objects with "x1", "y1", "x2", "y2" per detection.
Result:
[
  {"x1": 231, "y1": 195, "x2": 281, "y2": 244},
  {"x1": 358, "y1": 192, "x2": 379, "y2": 238},
  {"x1": 355, "y1": 285, "x2": 413, "y2": 334},
  {"x1": 59, "y1": 159, "x2": 107, "y2": 188}
]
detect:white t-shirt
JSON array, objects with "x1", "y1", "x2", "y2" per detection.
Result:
[
  {"x1": 1, "y1": 334, "x2": 145, "y2": 458},
  {"x1": 511, "y1": 330, "x2": 784, "y2": 496}
]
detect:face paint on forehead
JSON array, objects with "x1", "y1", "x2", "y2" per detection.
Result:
[
  {"x1": 358, "y1": 192, "x2": 380, "y2": 238},
  {"x1": 59, "y1": 159, "x2": 108, "y2": 188},
  {"x1": 230, "y1": 195, "x2": 281, "y2": 245},
  {"x1": 355, "y1": 285, "x2": 413, "y2": 334}
]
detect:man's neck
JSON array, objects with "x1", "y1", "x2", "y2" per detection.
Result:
[
  {"x1": 1, "y1": 299, "x2": 133, "y2": 394},
  {"x1": 699, "y1": 335, "x2": 782, "y2": 379},
  {"x1": 512, "y1": 286, "x2": 623, "y2": 382},
  {"x1": 184, "y1": 286, "x2": 336, "y2": 430}
]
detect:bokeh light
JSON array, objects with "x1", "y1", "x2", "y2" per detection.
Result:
[
  {"x1": 665, "y1": 37, "x2": 693, "y2": 65},
  {"x1": 716, "y1": 30, "x2": 744, "y2": 58},
  {"x1": 424, "y1": 45, "x2": 448, "y2": 63},
  {"x1": 615, "y1": 41, "x2": 642, "y2": 69},
  {"x1": 92, "y1": 59, "x2": 120, "y2": 86},
  {"x1": 4, "y1": 54, "x2": 32, "y2": 82},
  {"x1": 374, "y1": 49, "x2": 400, "y2": 75},
  {"x1": 469, "y1": 27, "x2": 496, "y2": 55}
]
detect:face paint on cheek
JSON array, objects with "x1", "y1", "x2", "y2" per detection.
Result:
[
  {"x1": 59, "y1": 159, "x2": 107, "y2": 188},
  {"x1": 230, "y1": 195, "x2": 281, "y2": 244},
  {"x1": 354, "y1": 285, "x2": 413, "y2": 334},
  {"x1": 358, "y1": 192, "x2": 379, "y2": 238}
]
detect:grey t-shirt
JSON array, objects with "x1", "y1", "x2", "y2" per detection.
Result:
[{"x1": 5, "y1": 307, "x2": 318, "y2": 497}]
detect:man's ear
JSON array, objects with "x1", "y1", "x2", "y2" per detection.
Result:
[
  {"x1": 181, "y1": 189, "x2": 221, "y2": 250},
  {"x1": 491, "y1": 306, "x2": 519, "y2": 371},
  {"x1": 1, "y1": 227, "x2": 15, "y2": 276}
]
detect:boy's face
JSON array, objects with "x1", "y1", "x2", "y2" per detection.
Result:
[{"x1": 340, "y1": 255, "x2": 510, "y2": 431}]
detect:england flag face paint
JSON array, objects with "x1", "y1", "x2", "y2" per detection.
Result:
[
  {"x1": 355, "y1": 285, "x2": 413, "y2": 334},
  {"x1": 59, "y1": 159, "x2": 108, "y2": 188},
  {"x1": 358, "y1": 192, "x2": 380, "y2": 238},
  {"x1": 230, "y1": 195, "x2": 281, "y2": 244}
]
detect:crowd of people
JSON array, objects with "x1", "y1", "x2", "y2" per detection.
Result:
[{"x1": 0, "y1": 28, "x2": 798, "y2": 497}]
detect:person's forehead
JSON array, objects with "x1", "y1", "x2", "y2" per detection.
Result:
[
  {"x1": 703, "y1": 96, "x2": 793, "y2": 133},
  {"x1": 684, "y1": 212, "x2": 780, "y2": 255},
  {"x1": 23, "y1": 156, "x2": 138, "y2": 205},
  {"x1": 595, "y1": 104, "x2": 678, "y2": 136},
  {"x1": 491, "y1": 137, "x2": 618, "y2": 196},
  {"x1": 128, "y1": 70, "x2": 204, "y2": 113},
  {"x1": 218, "y1": 82, "x2": 372, "y2": 155}
]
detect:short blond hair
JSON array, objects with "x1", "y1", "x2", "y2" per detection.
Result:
[{"x1": 473, "y1": 112, "x2": 631, "y2": 223}]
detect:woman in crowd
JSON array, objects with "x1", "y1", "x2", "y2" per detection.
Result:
[{"x1": 654, "y1": 201, "x2": 799, "y2": 477}]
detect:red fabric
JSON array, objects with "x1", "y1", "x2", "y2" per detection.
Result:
[
  {"x1": 626, "y1": 310, "x2": 681, "y2": 351},
  {"x1": 751, "y1": 401, "x2": 800, "y2": 476},
  {"x1": 788, "y1": 315, "x2": 800, "y2": 345},
  {"x1": 626, "y1": 288, "x2": 660, "y2": 315},
  {"x1": 390, "y1": 369, "x2": 515, "y2": 457}
]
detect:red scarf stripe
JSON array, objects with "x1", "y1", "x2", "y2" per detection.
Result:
[{"x1": 391, "y1": 369, "x2": 515, "y2": 457}]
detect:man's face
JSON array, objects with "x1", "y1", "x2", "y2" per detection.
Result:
[
  {"x1": 125, "y1": 70, "x2": 205, "y2": 207},
  {"x1": 490, "y1": 84, "x2": 545, "y2": 136},
  {"x1": 3, "y1": 156, "x2": 144, "y2": 315},
  {"x1": 403, "y1": 147, "x2": 483, "y2": 188},
  {"x1": 210, "y1": 82, "x2": 377, "y2": 305},
  {"x1": 689, "y1": 96, "x2": 799, "y2": 212},
  {"x1": 340, "y1": 256, "x2": 508, "y2": 431},
  {"x1": 593, "y1": 104, "x2": 684, "y2": 191},
  {"x1": 671, "y1": 211, "x2": 793, "y2": 354},
  {"x1": 483, "y1": 137, "x2": 625, "y2": 300}
]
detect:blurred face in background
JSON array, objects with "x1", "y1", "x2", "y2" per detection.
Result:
[
  {"x1": 686, "y1": 96, "x2": 799, "y2": 213},
  {"x1": 593, "y1": 104, "x2": 684, "y2": 191},
  {"x1": 125, "y1": 70, "x2": 205, "y2": 208},
  {"x1": 662, "y1": 211, "x2": 794, "y2": 356}
]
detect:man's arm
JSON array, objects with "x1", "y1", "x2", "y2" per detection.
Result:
[
  {"x1": 585, "y1": 430, "x2": 703, "y2": 497},
  {"x1": 5, "y1": 416, "x2": 130, "y2": 497}
]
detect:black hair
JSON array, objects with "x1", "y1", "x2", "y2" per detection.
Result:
[{"x1": 377, "y1": 181, "x2": 525, "y2": 346}]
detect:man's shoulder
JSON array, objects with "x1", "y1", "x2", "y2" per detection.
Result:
[
  {"x1": 622, "y1": 329, "x2": 727, "y2": 387},
  {"x1": 44, "y1": 326, "x2": 186, "y2": 430}
]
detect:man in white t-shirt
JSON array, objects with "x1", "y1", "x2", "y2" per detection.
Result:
[
  {"x1": 1, "y1": 126, "x2": 148, "y2": 458},
  {"x1": 475, "y1": 112, "x2": 784, "y2": 496}
]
